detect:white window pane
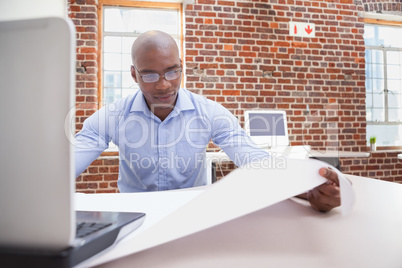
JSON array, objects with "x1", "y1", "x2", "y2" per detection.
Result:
[
  {"x1": 123, "y1": 9, "x2": 179, "y2": 35},
  {"x1": 371, "y1": 50, "x2": 383, "y2": 64},
  {"x1": 104, "y1": 9, "x2": 126, "y2": 32},
  {"x1": 364, "y1": 25, "x2": 376, "y2": 45},
  {"x1": 366, "y1": 109, "x2": 372, "y2": 121},
  {"x1": 104, "y1": 88, "x2": 121, "y2": 104},
  {"x1": 104, "y1": 36, "x2": 121, "y2": 53},
  {"x1": 104, "y1": 7, "x2": 179, "y2": 35},
  {"x1": 367, "y1": 124, "x2": 402, "y2": 146},
  {"x1": 383, "y1": 27, "x2": 402, "y2": 47},
  {"x1": 366, "y1": 93, "x2": 373, "y2": 108},
  {"x1": 388, "y1": 79, "x2": 401, "y2": 92},
  {"x1": 122, "y1": 71, "x2": 135, "y2": 88},
  {"x1": 365, "y1": 66, "x2": 371, "y2": 79},
  {"x1": 388, "y1": 108, "x2": 402, "y2": 122},
  {"x1": 372, "y1": 108, "x2": 384, "y2": 121},
  {"x1": 122, "y1": 87, "x2": 139, "y2": 98},
  {"x1": 104, "y1": 53, "x2": 122, "y2": 71},
  {"x1": 373, "y1": 93, "x2": 384, "y2": 108},
  {"x1": 365, "y1": 50, "x2": 371, "y2": 63},
  {"x1": 365, "y1": 24, "x2": 402, "y2": 47},
  {"x1": 372, "y1": 79, "x2": 384, "y2": 92},
  {"x1": 365, "y1": 78, "x2": 372, "y2": 92},
  {"x1": 388, "y1": 92, "x2": 401, "y2": 108},
  {"x1": 387, "y1": 51, "x2": 401, "y2": 65},
  {"x1": 387, "y1": 66, "x2": 401, "y2": 79},
  {"x1": 122, "y1": 37, "x2": 136, "y2": 54},
  {"x1": 371, "y1": 64, "x2": 384, "y2": 79},
  {"x1": 104, "y1": 71, "x2": 121, "y2": 87},
  {"x1": 122, "y1": 55, "x2": 132, "y2": 71}
]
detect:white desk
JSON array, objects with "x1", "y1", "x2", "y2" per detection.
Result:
[
  {"x1": 78, "y1": 175, "x2": 402, "y2": 268},
  {"x1": 206, "y1": 148, "x2": 370, "y2": 181},
  {"x1": 309, "y1": 150, "x2": 370, "y2": 158},
  {"x1": 206, "y1": 146, "x2": 311, "y2": 183},
  {"x1": 206, "y1": 148, "x2": 370, "y2": 164},
  {"x1": 206, "y1": 145, "x2": 312, "y2": 164},
  {"x1": 308, "y1": 150, "x2": 370, "y2": 170}
]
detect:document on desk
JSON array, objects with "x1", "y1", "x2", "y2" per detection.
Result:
[{"x1": 90, "y1": 158, "x2": 354, "y2": 267}]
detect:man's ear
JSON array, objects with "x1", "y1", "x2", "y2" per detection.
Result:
[{"x1": 131, "y1": 65, "x2": 138, "y2": 83}]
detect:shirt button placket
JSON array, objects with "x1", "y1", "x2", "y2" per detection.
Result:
[{"x1": 158, "y1": 122, "x2": 167, "y2": 190}]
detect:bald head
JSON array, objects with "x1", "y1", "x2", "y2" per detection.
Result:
[{"x1": 131, "y1": 30, "x2": 179, "y2": 65}]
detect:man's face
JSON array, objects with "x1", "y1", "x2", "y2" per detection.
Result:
[{"x1": 131, "y1": 44, "x2": 182, "y2": 112}]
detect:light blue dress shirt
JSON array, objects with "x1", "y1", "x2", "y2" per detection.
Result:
[{"x1": 75, "y1": 88, "x2": 269, "y2": 192}]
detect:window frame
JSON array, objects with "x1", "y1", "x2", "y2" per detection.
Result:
[
  {"x1": 365, "y1": 45, "x2": 402, "y2": 124},
  {"x1": 364, "y1": 18, "x2": 402, "y2": 147},
  {"x1": 97, "y1": 0, "x2": 183, "y2": 109}
]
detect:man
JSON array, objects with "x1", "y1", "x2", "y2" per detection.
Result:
[{"x1": 75, "y1": 30, "x2": 340, "y2": 212}]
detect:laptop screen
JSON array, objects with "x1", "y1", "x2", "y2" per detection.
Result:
[
  {"x1": 244, "y1": 110, "x2": 289, "y2": 148},
  {"x1": 0, "y1": 17, "x2": 76, "y2": 250}
]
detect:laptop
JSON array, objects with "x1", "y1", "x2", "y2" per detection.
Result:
[
  {"x1": 0, "y1": 17, "x2": 145, "y2": 267},
  {"x1": 244, "y1": 110, "x2": 290, "y2": 149}
]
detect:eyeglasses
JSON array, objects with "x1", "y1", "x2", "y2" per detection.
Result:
[{"x1": 133, "y1": 65, "x2": 182, "y2": 83}]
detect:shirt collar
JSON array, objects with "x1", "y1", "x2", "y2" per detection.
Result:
[
  {"x1": 174, "y1": 88, "x2": 195, "y2": 112},
  {"x1": 130, "y1": 90, "x2": 152, "y2": 117}
]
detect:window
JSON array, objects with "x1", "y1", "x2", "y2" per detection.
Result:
[
  {"x1": 364, "y1": 23, "x2": 402, "y2": 146},
  {"x1": 99, "y1": 1, "x2": 182, "y2": 106}
]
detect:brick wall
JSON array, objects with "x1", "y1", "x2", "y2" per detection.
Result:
[
  {"x1": 341, "y1": 150, "x2": 402, "y2": 183},
  {"x1": 362, "y1": 0, "x2": 402, "y2": 13},
  {"x1": 69, "y1": 0, "x2": 99, "y2": 132},
  {"x1": 70, "y1": 0, "x2": 402, "y2": 193},
  {"x1": 70, "y1": 0, "x2": 119, "y2": 193},
  {"x1": 76, "y1": 156, "x2": 120, "y2": 193},
  {"x1": 185, "y1": 0, "x2": 367, "y2": 151}
]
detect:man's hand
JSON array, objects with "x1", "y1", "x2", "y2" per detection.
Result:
[{"x1": 307, "y1": 167, "x2": 341, "y2": 212}]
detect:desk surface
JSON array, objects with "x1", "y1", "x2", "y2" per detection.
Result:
[
  {"x1": 206, "y1": 148, "x2": 370, "y2": 164},
  {"x1": 78, "y1": 175, "x2": 402, "y2": 268},
  {"x1": 309, "y1": 150, "x2": 370, "y2": 158},
  {"x1": 206, "y1": 145, "x2": 312, "y2": 163}
]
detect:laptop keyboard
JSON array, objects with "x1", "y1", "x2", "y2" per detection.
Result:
[{"x1": 76, "y1": 222, "x2": 113, "y2": 238}]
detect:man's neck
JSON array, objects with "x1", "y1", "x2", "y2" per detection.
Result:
[
  {"x1": 153, "y1": 107, "x2": 173, "y2": 121},
  {"x1": 150, "y1": 94, "x2": 178, "y2": 121},
  {"x1": 144, "y1": 93, "x2": 178, "y2": 121}
]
